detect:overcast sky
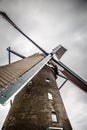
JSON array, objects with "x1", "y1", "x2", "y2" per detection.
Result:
[{"x1": 0, "y1": 0, "x2": 87, "y2": 130}]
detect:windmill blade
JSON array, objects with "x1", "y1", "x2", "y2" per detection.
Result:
[
  {"x1": 53, "y1": 45, "x2": 67, "y2": 59},
  {"x1": 53, "y1": 58, "x2": 87, "y2": 92},
  {"x1": 0, "y1": 11, "x2": 48, "y2": 55},
  {"x1": 0, "y1": 53, "x2": 52, "y2": 105}
]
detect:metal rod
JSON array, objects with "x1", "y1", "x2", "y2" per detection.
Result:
[
  {"x1": 8, "y1": 47, "x2": 11, "y2": 64},
  {"x1": 58, "y1": 73, "x2": 67, "y2": 79},
  {"x1": 7, "y1": 47, "x2": 26, "y2": 59},
  {"x1": 58, "y1": 79, "x2": 68, "y2": 90}
]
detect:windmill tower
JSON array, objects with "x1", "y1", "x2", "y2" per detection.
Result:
[{"x1": 0, "y1": 12, "x2": 87, "y2": 130}]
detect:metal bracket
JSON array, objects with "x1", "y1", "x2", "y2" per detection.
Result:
[
  {"x1": 7, "y1": 47, "x2": 26, "y2": 64},
  {"x1": 58, "y1": 73, "x2": 68, "y2": 90},
  {"x1": 58, "y1": 79, "x2": 68, "y2": 90}
]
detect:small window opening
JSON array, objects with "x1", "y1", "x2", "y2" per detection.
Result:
[
  {"x1": 51, "y1": 112, "x2": 57, "y2": 122},
  {"x1": 46, "y1": 78, "x2": 50, "y2": 83},
  {"x1": 28, "y1": 80, "x2": 32, "y2": 86},
  {"x1": 27, "y1": 80, "x2": 32, "y2": 89},
  {"x1": 48, "y1": 92, "x2": 53, "y2": 100},
  {"x1": 23, "y1": 94, "x2": 28, "y2": 98}
]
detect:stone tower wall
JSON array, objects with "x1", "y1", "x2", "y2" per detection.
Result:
[{"x1": 2, "y1": 65, "x2": 72, "y2": 130}]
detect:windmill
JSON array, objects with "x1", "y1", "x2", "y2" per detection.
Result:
[{"x1": 0, "y1": 12, "x2": 87, "y2": 130}]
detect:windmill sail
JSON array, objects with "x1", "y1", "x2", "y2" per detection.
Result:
[
  {"x1": 0, "y1": 54, "x2": 44, "y2": 104},
  {"x1": 53, "y1": 45, "x2": 67, "y2": 59},
  {"x1": 55, "y1": 59, "x2": 87, "y2": 92},
  {"x1": 60, "y1": 67, "x2": 87, "y2": 92}
]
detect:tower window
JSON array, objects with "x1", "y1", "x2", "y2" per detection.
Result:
[
  {"x1": 45, "y1": 78, "x2": 50, "y2": 83},
  {"x1": 46, "y1": 127, "x2": 63, "y2": 130},
  {"x1": 23, "y1": 94, "x2": 28, "y2": 98},
  {"x1": 51, "y1": 112, "x2": 57, "y2": 122},
  {"x1": 48, "y1": 92, "x2": 53, "y2": 100}
]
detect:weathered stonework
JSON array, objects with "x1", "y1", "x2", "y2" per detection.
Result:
[{"x1": 2, "y1": 65, "x2": 72, "y2": 130}]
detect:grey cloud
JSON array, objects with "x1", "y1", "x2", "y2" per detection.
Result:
[{"x1": 0, "y1": 0, "x2": 87, "y2": 130}]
